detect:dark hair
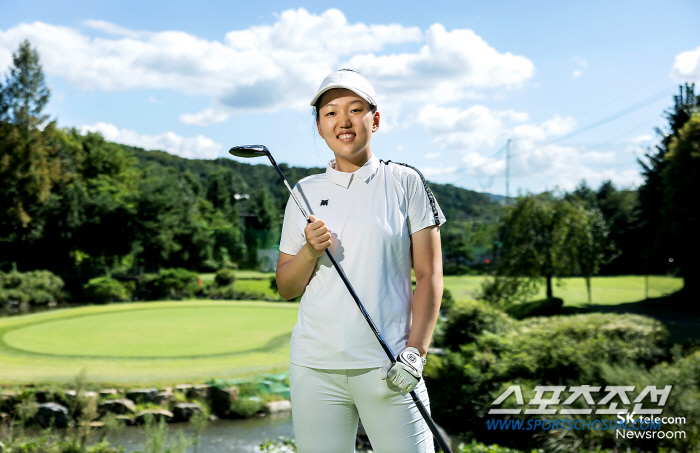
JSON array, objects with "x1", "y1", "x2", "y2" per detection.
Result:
[{"x1": 313, "y1": 69, "x2": 377, "y2": 121}]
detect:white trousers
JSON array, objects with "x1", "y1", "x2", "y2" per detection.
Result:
[{"x1": 289, "y1": 362, "x2": 435, "y2": 453}]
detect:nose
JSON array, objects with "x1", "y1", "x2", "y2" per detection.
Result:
[{"x1": 338, "y1": 111, "x2": 352, "y2": 128}]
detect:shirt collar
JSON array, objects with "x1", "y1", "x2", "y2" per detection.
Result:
[{"x1": 326, "y1": 154, "x2": 381, "y2": 189}]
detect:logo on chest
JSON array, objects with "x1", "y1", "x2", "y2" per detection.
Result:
[{"x1": 320, "y1": 199, "x2": 329, "y2": 207}]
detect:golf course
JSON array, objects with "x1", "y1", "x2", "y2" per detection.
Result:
[{"x1": 0, "y1": 275, "x2": 684, "y2": 385}]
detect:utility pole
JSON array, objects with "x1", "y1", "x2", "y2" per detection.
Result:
[{"x1": 505, "y1": 139, "x2": 511, "y2": 205}]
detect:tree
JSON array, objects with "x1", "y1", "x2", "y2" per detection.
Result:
[
  {"x1": 637, "y1": 84, "x2": 699, "y2": 274},
  {"x1": 0, "y1": 40, "x2": 50, "y2": 128},
  {"x1": 567, "y1": 204, "x2": 610, "y2": 304},
  {"x1": 0, "y1": 41, "x2": 62, "y2": 258},
  {"x1": 662, "y1": 113, "x2": 700, "y2": 297},
  {"x1": 489, "y1": 194, "x2": 612, "y2": 306},
  {"x1": 566, "y1": 180, "x2": 638, "y2": 275},
  {"x1": 492, "y1": 195, "x2": 574, "y2": 300},
  {"x1": 441, "y1": 222, "x2": 476, "y2": 274}
]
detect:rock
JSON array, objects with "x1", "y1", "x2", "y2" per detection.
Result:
[
  {"x1": 64, "y1": 390, "x2": 98, "y2": 401},
  {"x1": 186, "y1": 384, "x2": 210, "y2": 401},
  {"x1": 98, "y1": 399, "x2": 136, "y2": 415},
  {"x1": 34, "y1": 403, "x2": 70, "y2": 428},
  {"x1": 134, "y1": 409, "x2": 174, "y2": 425},
  {"x1": 174, "y1": 384, "x2": 192, "y2": 393},
  {"x1": 116, "y1": 415, "x2": 135, "y2": 426},
  {"x1": 1, "y1": 391, "x2": 17, "y2": 407},
  {"x1": 210, "y1": 387, "x2": 239, "y2": 418},
  {"x1": 99, "y1": 389, "x2": 118, "y2": 397},
  {"x1": 172, "y1": 403, "x2": 203, "y2": 422},
  {"x1": 264, "y1": 400, "x2": 291, "y2": 414},
  {"x1": 126, "y1": 388, "x2": 158, "y2": 403},
  {"x1": 154, "y1": 392, "x2": 174, "y2": 407},
  {"x1": 163, "y1": 387, "x2": 173, "y2": 393}
]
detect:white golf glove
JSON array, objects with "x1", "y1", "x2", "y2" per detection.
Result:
[{"x1": 380, "y1": 347, "x2": 425, "y2": 393}]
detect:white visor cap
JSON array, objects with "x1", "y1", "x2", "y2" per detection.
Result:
[{"x1": 310, "y1": 70, "x2": 377, "y2": 109}]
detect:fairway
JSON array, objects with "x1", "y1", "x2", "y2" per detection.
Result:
[
  {"x1": 0, "y1": 301, "x2": 298, "y2": 384},
  {"x1": 443, "y1": 275, "x2": 683, "y2": 306}
]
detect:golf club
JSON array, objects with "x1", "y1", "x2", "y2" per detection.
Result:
[{"x1": 229, "y1": 144, "x2": 453, "y2": 453}]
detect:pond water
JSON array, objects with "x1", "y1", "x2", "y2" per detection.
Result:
[{"x1": 105, "y1": 413, "x2": 295, "y2": 452}]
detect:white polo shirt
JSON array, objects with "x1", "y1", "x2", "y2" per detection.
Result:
[{"x1": 279, "y1": 153, "x2": 446, "y2": 369}]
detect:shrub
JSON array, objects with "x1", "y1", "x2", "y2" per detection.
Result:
[
  {"x1": 151, "y1": 268, "x2": 199, "y2": 300},
  {"x1": 424, "y1": 313, "x2": 671, "y2": 449},
  {"x1": 438, "y1": 299, "x2": 513, "y2": 350},
  {"x1": 0, "y1": 270, "x2": 64, "y2": 305},
  {"x1": 208, "y1": 284, "x2": 236, "y2": 300},
  {"x1": 230, "y1": 396, "x2": 264, "y2": 418},
  {"x1": 505, "y1": 297, "x2": 563, "y2": 319},
  {"x1": 214, "y1": 269, "x2": 236, "y2": 287},
  {"x1": 83, "y1": 277, "x2": 129, "y2": 304},
  {"x1": 440, "y1": 288, "x2": 456, "y2": 313},
  {"x1": 478, "y1": 275, "x2": 540, "y2": 307}
]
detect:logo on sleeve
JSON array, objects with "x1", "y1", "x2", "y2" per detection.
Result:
[{"x1": 320, "y1": 199, "x2": 329, "y2": 206}]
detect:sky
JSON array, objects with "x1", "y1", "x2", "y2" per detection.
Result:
[{"x1": 1, "y1": 0, "x2": 699, "y2": 196}]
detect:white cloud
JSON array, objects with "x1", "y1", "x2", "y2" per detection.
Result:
[
  {"x1": 572, "y1": 57, "x2": 587, "y2": 79},
  {"x1": 80, "y1": 122, "x2": 222, "y2": 159},
  {"x1": 179, "y1": 107, "x2": 231, "y2": 126},
  {"x1": 416, "y1": 105, "x2": 576, "y2": 178},
  {"x1": 418, "y1": 104, "x2": 530, "y2": 151},
  {"x1": 0, "y1": 9, "x2": 534, "y2": 121},
  {"x1": 83, "y1": 20, "x2": 150, "y2": 39},
  {"x1": 424, "y1": 152, "x2": 441, "y2": 159},
  {"x1": 671, "y1": 46, "x2": 700, "y2": 82},
  {"x1": 346, "y1": 24, "x2": 534, "y2": 104},
  {"x1": 631, "y1": 134, "x2": 653, "y2": 144},
  {"x1": 145, "y1": 96, "x2": 163, "y2": 104}
]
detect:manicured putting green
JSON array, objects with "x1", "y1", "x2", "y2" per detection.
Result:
[
  {"x1": 4, "y1": 306, "x2": 295, "y2": 358},
  {"x1": 0, "y1": 301, "x2": 298, "y2": 384}
]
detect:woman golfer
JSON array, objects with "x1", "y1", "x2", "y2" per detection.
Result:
[{"x1": 276, "y1": 69, "x2": 446, "y2": 453}]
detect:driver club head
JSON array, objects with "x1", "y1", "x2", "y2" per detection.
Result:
[{"x1": 228, "y1": 145, "x2": 270, "y2": 159}]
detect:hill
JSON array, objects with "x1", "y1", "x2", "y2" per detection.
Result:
[{"x1": 125, "y1": 146, "x2": 504, "y2": 224}]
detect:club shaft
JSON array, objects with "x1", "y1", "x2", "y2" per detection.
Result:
[{"x1": 274, "y1": 160, "x2": 452, "y2": 453}]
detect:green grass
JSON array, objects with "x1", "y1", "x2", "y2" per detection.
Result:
[
  {"x1": 0, "y1": 301, "x2": 298, "y2": 385},
  {"x1": 234, "y1": 279, "x2": 280, "y2": 299},
  {"x1": 443, "y1": 275, "x2": 683, "y2": 306}
]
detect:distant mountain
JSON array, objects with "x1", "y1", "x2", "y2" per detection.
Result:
[
  {"x1": 483, "y1": 192, "x2": 507, "y2": 204},
  {"x1": 123, "y1": 146, "x2": 503, "y2": 224}
]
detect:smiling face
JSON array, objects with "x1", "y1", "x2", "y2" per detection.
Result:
[{"x1": 316, "y1": 88, "x2": 380, "y2": 172}]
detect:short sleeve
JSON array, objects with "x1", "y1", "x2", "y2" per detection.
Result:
[
  {"x1": 279, "y1": 188, "x2": 307, "y2": 255},
  {"x1": 404, "y1": 167, "x2": 447, "y2": 235}
]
